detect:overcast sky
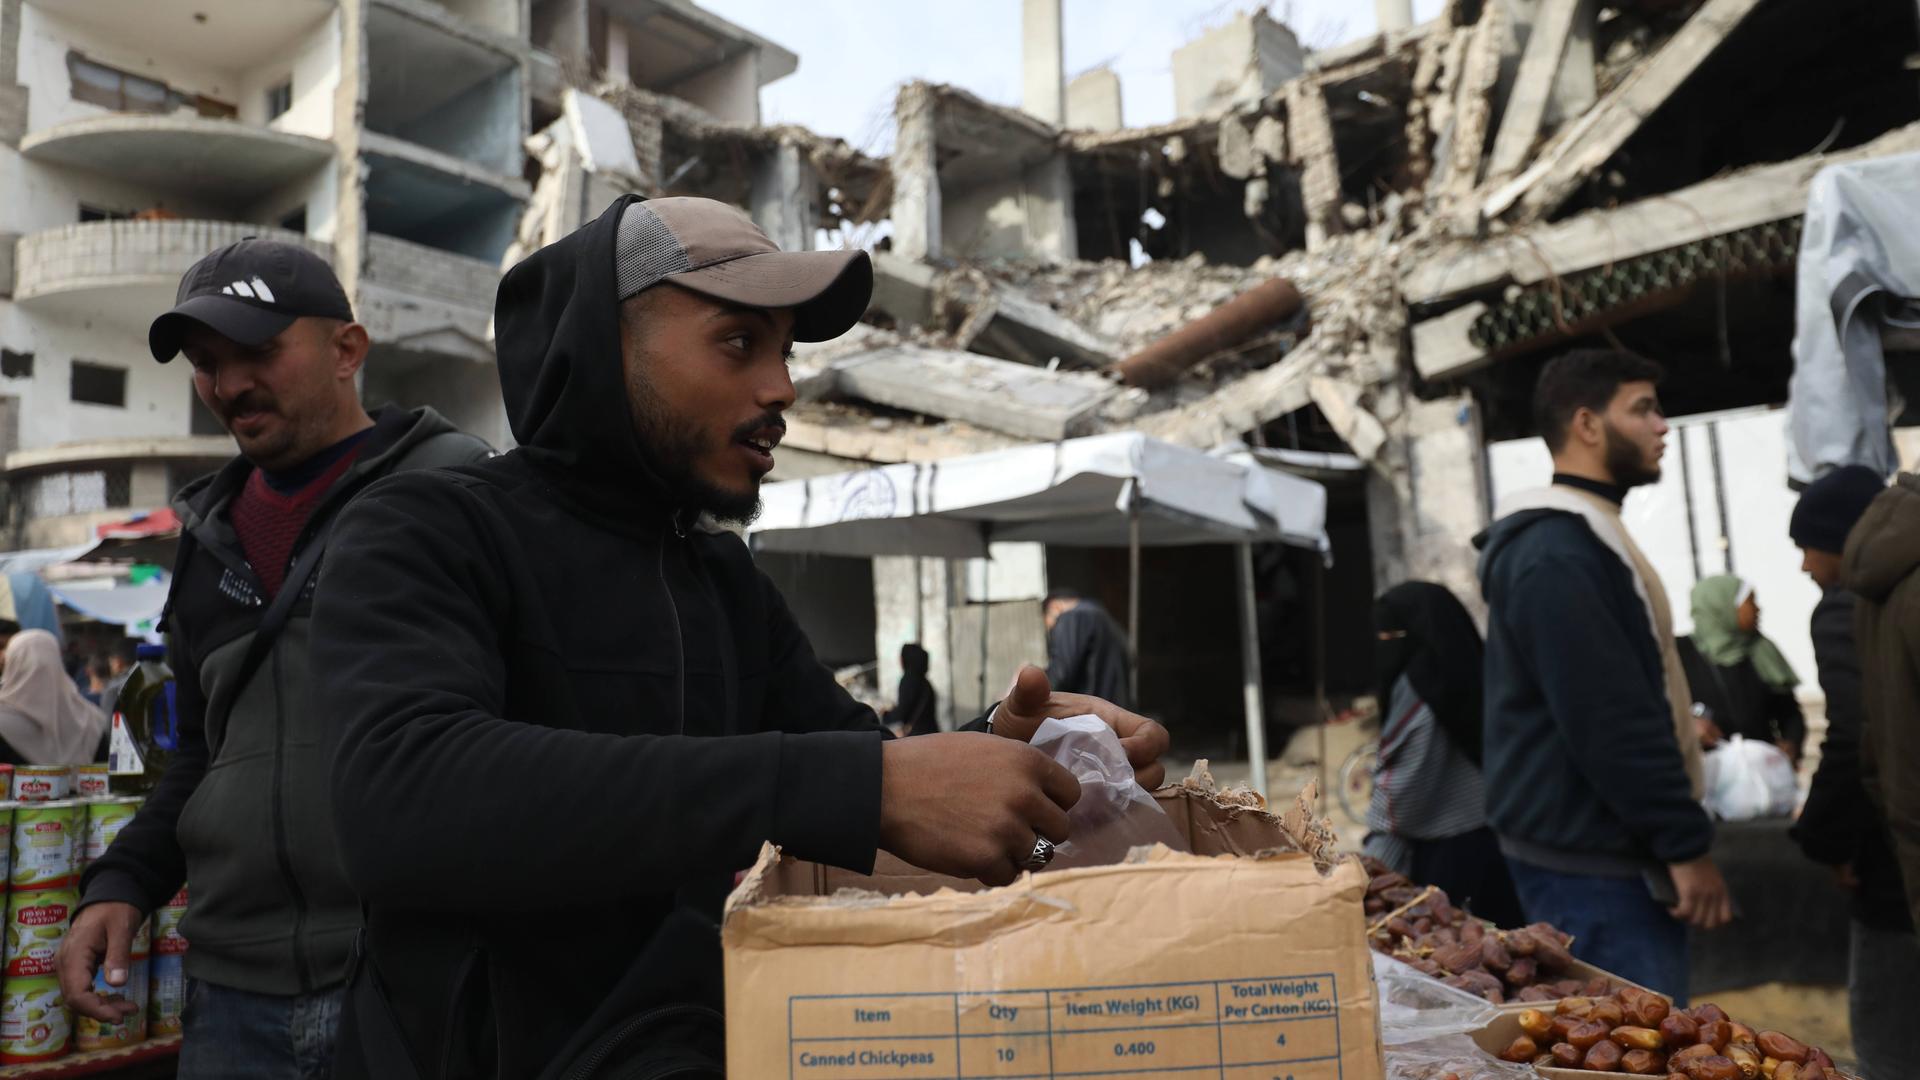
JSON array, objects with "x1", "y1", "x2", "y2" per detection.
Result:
[{"x1": 699, "y1": 1, "x2": 1449, "y2": 154}]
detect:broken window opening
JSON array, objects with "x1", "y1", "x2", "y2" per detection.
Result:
[
  {"x1": 266, "y1": 78, "x2": 293, "y2": 120},
  {"x1": 70, "y1": 361, "x2": 127, "y2": 408},
  {"x1": 0, "y1": 350, "x2": 32, "y2": 380},
  {"x1": 66, "y1": 52, "x2": 236, "y2": 118}
]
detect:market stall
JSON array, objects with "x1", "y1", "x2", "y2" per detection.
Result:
[{"x1": 748, "y1": 431, "x2": 1331, "y2": 798}]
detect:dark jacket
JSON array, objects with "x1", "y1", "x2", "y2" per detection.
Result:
[
  {"x1": 79, "y1": 406, "x2": 492, "y2": 995},
  {"x1": 311, "y1": 197, "x2": 891, "y2": 1079},
  {"x1": 1842, "y1": 474, "x2": 1920, "y2": 934},
  {"x1": 1477, "y1": 509, "x2": 1712, "y2": 872},
  {"x1": 1675, "y1": 637, "x2": 1806, "y2": 749},
  {"x1": 1046, "y1": 601, "x2": 1132, "y2": 708},
  {"x1": 1791, "y1": 589, "x2": 1912, "y2": 931}
]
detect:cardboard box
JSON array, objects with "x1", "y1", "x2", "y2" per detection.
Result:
[{"x1": 724, "y1": 780, "x2": 1387, "y2": 1079}]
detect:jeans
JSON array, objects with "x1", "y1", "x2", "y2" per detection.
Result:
[
  {"x1": 1849, "y1": 919, "x2": 1920, "y2": 1080},
  {"x1": 1505, "y1": 858, "x2": 1690, "y2": 1004},
  {"x1": 177, "y1": 978, "x2": 344, "y2": 1080}
]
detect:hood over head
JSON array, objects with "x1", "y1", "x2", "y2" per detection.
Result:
[
  {"x1": 1844, "y1": 474, "x2": 1920, "y2": 602},
  {"x1": 493, "y1": 195, "x2": 872, "y2": 520}
]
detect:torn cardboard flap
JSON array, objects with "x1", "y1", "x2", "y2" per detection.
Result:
[{"x1": 724, "y1": 782, "x2": 1385, "y2": 1078}]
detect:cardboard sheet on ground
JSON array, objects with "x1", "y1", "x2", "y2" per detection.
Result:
[{"x1": 723, "y1": 769, "x2": 1386, "y2": 1078}]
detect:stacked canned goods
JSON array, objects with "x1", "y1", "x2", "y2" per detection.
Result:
[
  {"x1": 0, "y1": 765, "x2": 173, "y2": 1063},
  {"x1": 149, "y1": 888, "x2": 188, "y2": 1037}
]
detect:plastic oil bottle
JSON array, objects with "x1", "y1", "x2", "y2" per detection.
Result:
[{"x1": 107, "y1": 644, "x2": 178, "y2": 795}]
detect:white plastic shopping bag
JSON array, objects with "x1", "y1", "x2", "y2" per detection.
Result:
[
  {"x1": 1027, "y1": 714, "x2": 1187, "y2": 868},
  {"x1": 1700, "y1": 735, "x2": 1797, "y2": 821}
]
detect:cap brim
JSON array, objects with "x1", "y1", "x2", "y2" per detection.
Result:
[
  {"x1": 148, "y1": 295, "x2": 299, "y2": 362},
  {"x1": 664, "y1": 249, "x2": 873, "y2": 343}
]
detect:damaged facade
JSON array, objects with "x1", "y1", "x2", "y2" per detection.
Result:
[
  {"x1": 2, "y1": 0, "x2": 1913, "y2": 752},
  {"x1": 743, "y1": 0, "x2": 1920, "y2": 751}
]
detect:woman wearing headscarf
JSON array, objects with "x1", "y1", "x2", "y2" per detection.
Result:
[
  {"x1": 883, "y1": 643, "x2": 941, "y2": 738},
  {"x1": 0, "y1": 630, "x2": 109, "y2": 765},
  {"x1": 1678, "y1": 575, "x2": 1806, "y2": 762},
  {"x1": 1366, "y1": 582, "x2": 1525, "y2": 927}
]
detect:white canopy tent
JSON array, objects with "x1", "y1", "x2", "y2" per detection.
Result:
[{"x1": 748, "y1": 432, "x2": 1332, "y2": 797}]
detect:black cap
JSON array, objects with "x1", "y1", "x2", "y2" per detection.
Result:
[
  {"x1": 147, "y1": 237, "x2": 354, "y2": 362},
  {"x1": 1790, "y1": 464, "x2": 1886, "y2": 555}
]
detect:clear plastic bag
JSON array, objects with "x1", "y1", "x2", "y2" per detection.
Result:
[
  {"x1": 1028, "y1": 715, "x2": 1187, "y2": 868},
  {"x1": 1372, "y1": 952, "x2": 1498, "y2": 1046},
  {"x1": 1385, "y1": 1035, "x2": 1536, "y2": 1080}
]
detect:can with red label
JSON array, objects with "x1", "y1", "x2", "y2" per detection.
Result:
[
  {"x1": 152, "y1": 887, "x2": 188, "y2": 956},
  {"x1": 0, "y1": 975, "x2": 68, "y2": 1063},
  {"x1": 10, "y1": 767, "x2": 69, "y2": 804},
  {"x1": 73, "y1": 765, "x2": 109, "y2": 802},
  {"x1": 3, "y1": 886, "x2": 74, "y2": 979},
  {"x1": 8, "y1": 801, "x2": 80, "y2": 891}
]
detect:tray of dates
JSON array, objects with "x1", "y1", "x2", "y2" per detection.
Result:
[
  {"x1": 1470, "y1": 986, "x2": 1856, "y2": 1079},
  {"x1": 1364, "y1": 861, "x2": 1647, "y2": 1007}
]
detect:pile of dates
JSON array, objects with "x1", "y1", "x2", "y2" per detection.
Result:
[
  {"x1": 1496, "y1": 988, "x2": 1845, "y2": 1078},
  {"x1": 1364, "y1": 864, "x2": 1617, "y2": 1005}
]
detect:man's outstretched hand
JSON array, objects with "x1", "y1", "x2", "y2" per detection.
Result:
[
  {"x1": 992, "y1": 665, "x2": 1170, "y2": 790},
  {"x1": 878, "y1": 733, "x2": 1081, "y2": 886}
]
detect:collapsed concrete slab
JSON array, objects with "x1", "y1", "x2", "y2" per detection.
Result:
[{"x1": 833, "y1": 345, "x2": 1115, "y2": 441}]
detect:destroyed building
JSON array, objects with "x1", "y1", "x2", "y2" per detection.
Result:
[
  {"x1": 2, "y1": 0, "x2": 1913, "y2": 754},
  {"x1": 0, "y1": 0, "x2": 837, "y2": 549},
  {"x1": 723, "y1": 0, "x2": 1920, "y2": 751}
]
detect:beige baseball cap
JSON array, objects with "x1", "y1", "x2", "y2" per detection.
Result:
[{"x1": 615, "y1": 197, "x2": 871, "y2": 342}]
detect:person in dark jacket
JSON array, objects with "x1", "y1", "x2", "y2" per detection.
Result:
[
  {"x1": 884, "y1": 643, "x2": 940, "y2": 737},
  {"x1": 308, "y1": 196, "x2": 1170, "y2": 1079},
  {"x1": 1364, "y1": 582, "x2": 1523, "y2": 927},
  {"x1": 1044, "y1": 589, "x2": 1133, "y2": 708},
  {"x1": 54, "y1": 239, "x2": 493, "y2": 1080},
  {"x1": 1476, "y1": 349, "x2": 1728, "y2": 1001},
  {"x1": 1842, "y1": 475, "x2": 1920, "y2": 933},
  {"x1": 1678, "y1": 575, "x2": 1805, "y2": 761},
  {"x1": 1786, "y1": 464, "x2": 1915, "y2": 1080}
]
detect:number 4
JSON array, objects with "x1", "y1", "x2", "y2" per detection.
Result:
[{"x1": 1274, "y1": 1033, "x2": 1287, "y2": 1046}]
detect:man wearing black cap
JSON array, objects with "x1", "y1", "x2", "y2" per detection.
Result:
[
  {"x1": 55, "y1": 238, "x2": 493, "y2": 1078},
  {"x1": 309, "y1": 196, "x2": 1169, "y2": 1078},
  {"x1": 1788, "y1": 464, "x2": 1918, "y2": 1079}
]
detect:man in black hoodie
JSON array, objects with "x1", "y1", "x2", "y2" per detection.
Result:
[
  {"x1": 311, "y1": 196, "x2": 1169, "y2": 1078},
  {"x1": 1476, "y1": 349, "x2": 1727, "y2": 1001},
  {"x1": 55, "y1": 239, "x2": 492, "y2": 1078}
]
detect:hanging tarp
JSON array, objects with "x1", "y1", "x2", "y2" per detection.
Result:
[
  {"x1": 748, "y1": 432, "x2": 1329, "y2": 557},
  {"x1": 1787, "y1": 150, "x2": 1920, "y2": 482},
  {"x1": 47, "y1": 579, "x2": 170, "y2": 629}
]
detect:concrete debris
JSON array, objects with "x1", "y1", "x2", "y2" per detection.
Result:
[{"x1": 834, "y1": 345, "x2": 1115, "y2": 442}]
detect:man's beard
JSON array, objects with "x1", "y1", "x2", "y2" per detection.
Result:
[
  {"x1": 628, "y1": 370, "x2": 763, "y2": 526},
  {"x1": 1602, "y1": 421, "x2": 1660, "y2": 489}
]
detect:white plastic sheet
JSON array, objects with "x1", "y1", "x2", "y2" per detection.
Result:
[{"x1": 1028, "y1": 715, "x2": 1185, "y2": 869}]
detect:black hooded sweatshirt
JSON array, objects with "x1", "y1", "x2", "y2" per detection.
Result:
[{"x1": 311, "y1": 197, "x2": 887, "y2": 1078}]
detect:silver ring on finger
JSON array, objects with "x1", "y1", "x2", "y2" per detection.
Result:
[{"x1": 1021, "y1": 836, "x2": 1056, "y2": 871}]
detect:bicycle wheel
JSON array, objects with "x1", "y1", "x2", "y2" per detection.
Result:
[{"x1": 1336, "y1": 739, "x2": 1379, "y2": 825}]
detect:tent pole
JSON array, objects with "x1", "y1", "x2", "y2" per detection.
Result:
[
  {"x1": 1315, "y1": 557, "x2": 1328, "y2": 805},
  {"x1": 1235, "y1": 541, "x2": 1269, "y2": 800},
  {"x1": 1127, "y1": 511, "x2": 1141, "y2": 706}
]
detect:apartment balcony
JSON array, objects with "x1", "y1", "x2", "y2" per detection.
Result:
[
  {"x1": 12, "y1": 220, "x2": 332, "y2": 329},
  {"x1": 20, "y1": 115, "x2": 334, "y2": 204},
  {"x1": 358, "y1": 232, "x2": 499, "y2": 349},
  {"x1": 23, "y1": 1, "x2": 335, "y2": 70},
  {"x1": 5, "y1": 436, "x2": 233, "y2": 551}
]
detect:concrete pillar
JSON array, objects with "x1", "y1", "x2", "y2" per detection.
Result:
[
  {"x1": 129, "y1": 462, "x2": 170, "y2": 510},
  {"x1": 1066, "y1": 68, "x2": 1123, "y2": 131},
  {"x1": 874, "y1": 555, "x2": 958, "y2": 731},
  {"x1": 1366, "y1": 387, "x2": 1491, "y2": 613},
  {"x1": 604, "y1": 17, "x2": 632, "y2": 85},
  {"x1": 0, "y1": 0, "x2": 26, "y2": 148},
  {"x1": 891, "y1": 83, "x2": 942, "y2": 262},
  {"x1": 334, "y1": 2, "x2": 369, "y2": 302},
  {"x1": 1021, "y1": 0, "x2": 1065, "y2": 127},
  {"x1": 749, "y1": 141, "x2": 819, "y2": 252},
  {"x1": 1375, "y1": 0, "x2": 1415, "y2": 32},
  {"x1": 1021, "y1": 154, "x2": 1078, "y2": 263}
]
